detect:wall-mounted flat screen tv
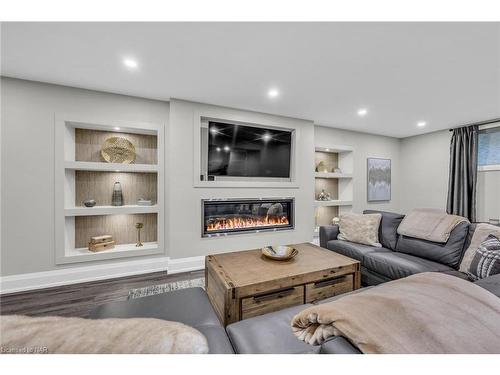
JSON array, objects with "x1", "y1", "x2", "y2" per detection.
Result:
[{"x1": 207, "y1": 121, "x2": 292, "y2": 178}]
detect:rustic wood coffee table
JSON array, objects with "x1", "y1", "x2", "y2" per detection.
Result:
[{"x1": 205, "y1": 242, "x2": 360, "y2": 326}]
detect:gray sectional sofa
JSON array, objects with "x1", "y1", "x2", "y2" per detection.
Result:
[
  {"x1": 91, "y1": 273, "x2": 500, "y2": 354},
  {"x1": 90, "y1": 209, "x2": 500, "y2": 353},
  {"x1": 90, "y1": 284, "x2": 365, "y2": 354},
  {"x1": 320, "y1": 210, "x2": 473, "y2": 285}
]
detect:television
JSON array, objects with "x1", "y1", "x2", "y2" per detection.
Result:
[{"x1": 207, "y1": 121, "x2": 292, "y2": 178}]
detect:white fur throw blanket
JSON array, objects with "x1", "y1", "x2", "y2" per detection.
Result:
[
  {"x1": 0, "y1": 315, "x2": 209, "y2": 354},
  {"x1": 292, "y1": 272, "x2": 500, "y2": 353},
  {"x1": 397, "y1": 208, "x2": 467, "y2": 243}
]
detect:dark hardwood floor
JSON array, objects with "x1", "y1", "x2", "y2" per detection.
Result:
[{"x1": 0, "y1": 270, "x2": 205, "y2": 318}]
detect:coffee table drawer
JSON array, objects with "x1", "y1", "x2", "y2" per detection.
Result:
[
  {"x1": 305, "y1": 275, "x2": 353, "y2": 303},
  {"x1": 241, "y1": 286, "x2": 304, "y2": 320}
]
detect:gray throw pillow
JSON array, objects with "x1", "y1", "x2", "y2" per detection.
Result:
[{"x1": 467, "y1": 234, "x2": 500, "y2": 281}]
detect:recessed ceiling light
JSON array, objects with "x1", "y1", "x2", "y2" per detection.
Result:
[
  {"x1": 114, "y1": 127, "x2": 121, "y2": 131},
  {"x1": 224, "y1": 145, "x2": 230, "y2": 152},
  {"x1": 417, "y1": 121, "x2": 427, "y2": 128},
  {"x1": 268, "y1": 88, "x2": 279, "y2": 98},
  {"x1": 123, "y1": 58, "x2": 138, "y2": 69},
  {"x1": 216, "y1": 147, "x2": 221, "y2": 152},
  {"x1": 357, "y1": 108, "x2": 368, "y2": 117}
]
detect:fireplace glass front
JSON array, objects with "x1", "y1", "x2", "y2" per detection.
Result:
[{"x1": 202, "y1": 198, "x2": 294, "y2": 237}]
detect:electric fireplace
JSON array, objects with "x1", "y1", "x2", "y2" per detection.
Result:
[{"x1": 202, "y1": 198, "x2": 294, "y2": 237}]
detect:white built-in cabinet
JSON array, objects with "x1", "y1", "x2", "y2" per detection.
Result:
[{"x1": 54, "y1": 115, "x2": 164, "y2": 264}]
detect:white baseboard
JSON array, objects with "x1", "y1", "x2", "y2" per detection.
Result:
[
  {"x1": 168, "y1": 256, "x2": 205, "y2": 274},
  {"x1": 0, "y1": 255, "x2": 205, "y2": 295}
]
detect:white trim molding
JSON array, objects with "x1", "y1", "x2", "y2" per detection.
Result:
[
  {"x1": 478, "y1": 164, "x2": 500, "y2": 172},
  {"x1": 0, "y1": 256, "x2": 205, "y2": 295},
  {"x1": 167, "y1": 256, "x2": 205, "y2": 274}
]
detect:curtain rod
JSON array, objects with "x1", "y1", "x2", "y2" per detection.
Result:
[{"x1": 449, "y1": 118, "x2": 500, "y2": 131}]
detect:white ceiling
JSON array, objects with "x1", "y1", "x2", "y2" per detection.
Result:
[{"x1": 1, "y1": 22, "x2": 499, "y2": 138}]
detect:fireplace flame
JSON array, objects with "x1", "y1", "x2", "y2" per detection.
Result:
[{"x1": 206, "y1": 215, "x2": 289, "y2": 232}]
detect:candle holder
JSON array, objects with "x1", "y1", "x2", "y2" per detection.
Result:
[{"x1": 135, "y1": 222, "x2": 144, "y2": 247}]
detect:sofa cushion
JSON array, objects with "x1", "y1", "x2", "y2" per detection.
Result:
[
  {"x1": 361, "y1": 266, "x2": 392, "y2": 286},
  {"x1": 439, "y1": 269, "x2": 470, "y2": 281},
  {"x1": 474, "y1": 274, "x2": 500, "y2": 298},
  {"x1": 364, "y1": 210, "x2": 405, "y2": 250},
  {"x1": 226, "y1": 304, "x2": 320, "y2": 354},
  {"x1": 395, "y1": 221, "x2": 469, "y2": 269},
  {"x1": 364, "y1": 250, "x2": 454, "y2": 280},
  {"x1": 320, "y1": 337, "x2": 361, "y2": 354},
  {"x1": 89, "y1": 287, "x2": 234, "y2": 354},
  {"x1": 326, "y1": 239, "x2": 384, "y2": 264},
  {"x1": 195, "y1": 325, "x2": 236, "y2": 354}
]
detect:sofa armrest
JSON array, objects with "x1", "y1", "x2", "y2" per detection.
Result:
[{"x1": 319, "y1": 225, "x2": 339, "y2": 248}]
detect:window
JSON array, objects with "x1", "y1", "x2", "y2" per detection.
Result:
[{"x1": 478, "y1": 125, "x2": 500, "y2": 171}]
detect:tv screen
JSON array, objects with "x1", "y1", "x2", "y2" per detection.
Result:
[{"x1": 207, "y1": 121, "x2": 292, "y2": 178}]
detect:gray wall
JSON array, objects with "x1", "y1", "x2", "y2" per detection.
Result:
[
  {"x1": 168, "y1": 99, "x2": 315, "y2": 259},
  {"x1": 1, "y1": 77, "x2": 170, "y2": 276},
  {"x1": 314, "y1": 125, "x2": 401, "y2": 213},
  {"x1": 399, "y1": 129, "x2": 500, "y2": 222},
  {"x1": 2, "y1": 77, "x2": 497, "y2": 279},
  {"x1": 399, "y1": 130, "x2": 451, "y2": 213},
  {"x1": 1, "y1": 79, "x2": 316, "y2": 275}
]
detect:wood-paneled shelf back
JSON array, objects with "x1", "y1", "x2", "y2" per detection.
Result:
[{"x1": 75, "y1": 128, "x2": 157, "y2": 165}]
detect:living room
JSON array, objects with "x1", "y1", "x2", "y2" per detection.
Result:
[{"x1": 1, "y1": 1, "x2": 500, "y2": 371}]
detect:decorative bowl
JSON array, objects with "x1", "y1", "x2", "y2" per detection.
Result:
[
  {"x1": 101, "y1": 136, "x2": 136, "y2": 164},
  {"x1": 261, "y1": 245, "x2": 298, "y2": 261},
  {"x1": 83, "y1": 199, "x2": 96, "y2": 207}
]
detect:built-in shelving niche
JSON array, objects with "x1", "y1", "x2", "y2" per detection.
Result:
[
  {"x1": 55, "y1": 117, "x2": 164, "y2": 264},
  {"x1": 313, "y1": 146, "x2": 354, "y2": 236}
]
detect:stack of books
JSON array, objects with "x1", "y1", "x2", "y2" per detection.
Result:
[{"x1": 88, "y1": 235, "x2": 115, "y2": 252}]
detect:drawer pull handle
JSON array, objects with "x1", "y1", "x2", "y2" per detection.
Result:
[
  {"x1": 314, "y1": 277, "x2": 346, "y2": 288},
  {"x1": 253, "y1": 288, "x2": 295, "y2": 303}
]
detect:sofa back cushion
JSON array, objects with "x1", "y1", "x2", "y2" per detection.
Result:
[
  {"x1": 363, "y1": 210, "x2": 405, "y2": 250},
  {"x1": 395, "y1": 221, "x2": 470, "y2": 269}
]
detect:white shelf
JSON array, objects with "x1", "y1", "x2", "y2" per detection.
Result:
[
  {"x1": 315, "y1": 172, "x2": 352, "y2": 179},
  {"x1": 64, "y1": 161, "x2": 158, "y2": 173},
  {"x1": 59, "y1": 242, "x2": 161, "y2": 264},
  {"x1": 64, "y1": 205, "x2": 159, "y2": 216},
  {"x1": 314, "y1": 200, "x2": 353, "y2": 207},
  {"x1": 315, "y1": 146, "x2": 353, "y2": 153}
]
